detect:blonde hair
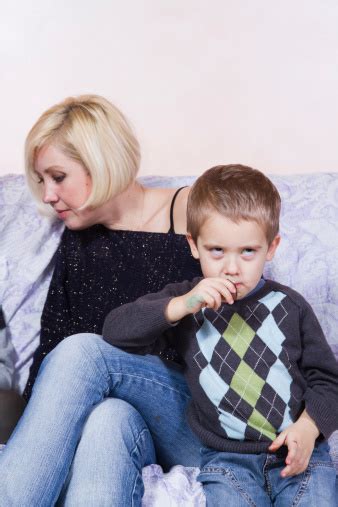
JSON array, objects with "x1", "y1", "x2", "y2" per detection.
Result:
[
  {"x1": 187, "y1": 164, "x2": 281, "y2": 244},
  {"x1": 25, "y1": 94, "x2": 140, "y2": 209}
]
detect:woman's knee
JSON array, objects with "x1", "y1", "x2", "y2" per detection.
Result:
[
  {"x1": 42, "y1": 333, "x2": 105, "y2": 371},
  {"x1": 83, "y1": 398, "x2": 148, "y2": 440},
  {"x1": 80, "y1": 399, "x2": 155, "y2": 461}
]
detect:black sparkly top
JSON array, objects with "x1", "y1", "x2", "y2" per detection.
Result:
[{"x1": 23, "y1": 188, "x2": 202, "y2": 399}]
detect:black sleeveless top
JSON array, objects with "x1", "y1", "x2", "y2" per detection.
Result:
[{"x1": 24, "y1": 188, "x2": 202, "y2": 399}]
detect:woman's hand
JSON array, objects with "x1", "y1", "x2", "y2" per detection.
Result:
[
  {"x1": 165, "y1": 277, "x2": 236, "y2": 323},
  {"x1": 269, "y1": 410, "x2": 320, "y2": 477}
]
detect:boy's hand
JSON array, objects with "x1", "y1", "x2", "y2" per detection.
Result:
[
  {"x1": 165, "y1": 277, "x2": 237, "y2": 323},
  {"x1": 269, "y1": 410, "x2": 320, "y2": 477}
]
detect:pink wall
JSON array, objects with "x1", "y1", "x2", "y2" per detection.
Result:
[{"x1": 1, "y1": 1, "x2": 338, "y2": 177}]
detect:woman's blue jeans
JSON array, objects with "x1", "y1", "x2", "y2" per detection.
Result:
[{"x1": 0, "y1": 333, "x2": 202, "y2": 506}]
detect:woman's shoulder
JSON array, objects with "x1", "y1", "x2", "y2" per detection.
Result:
[{"x1": 143, "y1": 186, "x2": 190, "y2": 234}]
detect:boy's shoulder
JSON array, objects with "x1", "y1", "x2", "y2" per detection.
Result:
[{"x1": 264, "y1": 279, "x2": 312, "y2": 313}]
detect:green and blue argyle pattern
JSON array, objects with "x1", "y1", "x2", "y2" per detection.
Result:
[{"x1": 194, "y1": 291, "x2": 294, "y2": 442}]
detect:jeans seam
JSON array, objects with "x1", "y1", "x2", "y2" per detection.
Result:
[
  {"x1": 106, "y1": 371, "x2": 191, "y2": 399},
  {"x1": 290, "y1": 468, "x2": 311, "y2": 507},
  {"x1": 200, "y1": 466, "x2": 257, "y2": 506},
  {"x1": 130, "y1": 427, "x2": 153, "y2": 507},
  {"x1": 263, "y1": 456, "x2": 272, "y2": 498},
  {"x1": 87, "y1": 337, "x2": 115, "y2": 396}
]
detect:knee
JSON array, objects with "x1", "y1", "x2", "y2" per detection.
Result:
[
  {"x1": 82, "y1": 398, "x2": 149, "y2": 443},
  {"x1": 40, "y1": 333, "x2": 105, "y2": 378},
  {"x1": 46, "y1": 332, "x2": 99, "y2": 360}
]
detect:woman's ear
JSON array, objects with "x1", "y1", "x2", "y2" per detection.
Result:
[
  {"x1": 186, "y1": 234, "x2": 200, "y2": 260},
  {"x1": 266, "y1": 234, "x2": 281, "y2": 261}
]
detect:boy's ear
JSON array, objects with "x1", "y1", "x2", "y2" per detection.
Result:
[
  {"x1": 266, "y1": 234, "x2": 281, "y2": 261},
  {"x1": 186, "y1": 234, "x2": 200, "y2": 260}
]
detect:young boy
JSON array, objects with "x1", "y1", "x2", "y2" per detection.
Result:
[{"x1": 102, "y1": 165, "x2": 338, "y2": 505}]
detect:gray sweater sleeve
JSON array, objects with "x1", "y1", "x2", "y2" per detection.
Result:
[
  {"x1": 298, "y1": 297, "x2": 338, "y2": 438},
  {"x1": 0, "y1": 307, "x2": 14, "y2": 389},
  {"x1": 102, "y1": 278, "x2": 198, "y2": 351}
]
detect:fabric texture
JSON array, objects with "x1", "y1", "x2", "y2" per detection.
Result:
[{"x1": 103, "y1": 278, "x2": 338, "y2": 452}]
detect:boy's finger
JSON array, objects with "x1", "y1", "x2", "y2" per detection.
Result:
[
  {"x1": 222, "y1": 278, "x2": 237, "y2": 294},
  {"x1": 220, "y1": 289, "x2": 234, "y2": 304},
  {"x1": 284, "y1": 439, "x2": 298, "y2": 465},
  {"x1": 269, "y1": 432, "x2": 285, "y2": 451},
  {"x1": 281, "y1": 463, "x2": 297, "y2": 477},
  {"x1": 204, "y1": 288, "x2": 222, "y2": 309}
]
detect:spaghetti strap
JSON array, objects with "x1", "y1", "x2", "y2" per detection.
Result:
[{"x1": 168, "y1": 187, "x2": 187, "y2": 233}]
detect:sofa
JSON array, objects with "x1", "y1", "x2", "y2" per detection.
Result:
[{"x1": 1, "y1": 172, "x2": 338, "y2": 506}]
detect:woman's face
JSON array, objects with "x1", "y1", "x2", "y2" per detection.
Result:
[{"x1": 34, "y1": 144, "x2": 95, "y2": 229}]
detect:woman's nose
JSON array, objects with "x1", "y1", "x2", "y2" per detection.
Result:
[{"x1": 42, "y1": 184, "x2": 58, "y2": 204}]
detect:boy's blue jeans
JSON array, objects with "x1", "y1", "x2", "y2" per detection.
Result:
[
  {"x1": 198, "y1": 443, "x2": 337, "y2": 506},
  {"x1": 0, "y1": 333, "x2": 202, "y2": 506}
]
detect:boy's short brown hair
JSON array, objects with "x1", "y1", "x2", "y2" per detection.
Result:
[{"x1": 187, "y1": 164, "x2": 281, "y2": 244}]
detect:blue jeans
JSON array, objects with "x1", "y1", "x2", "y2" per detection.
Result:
[
  {"x1": 0, "y1": 333, "x2": 201, "y2": 506},
  {"x1": 197, "y1": 443, "x2": 337, "y2": 506}
]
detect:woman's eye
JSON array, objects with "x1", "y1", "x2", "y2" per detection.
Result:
[{"x1": 53, "y1": 175, "x2": 65, "y2": 183}]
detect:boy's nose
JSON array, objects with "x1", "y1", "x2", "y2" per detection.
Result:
[{"x1": 223, "y1": 257, "x2": 239, "y2": 276}]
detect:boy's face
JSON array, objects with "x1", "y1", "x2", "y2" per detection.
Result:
[{"x1": 187, "y1": 212, "x2": 280, "y2": 300}]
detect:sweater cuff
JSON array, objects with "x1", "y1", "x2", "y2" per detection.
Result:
[{"x1": 304, "y1": 390, "x2": 338, "y2": 439}]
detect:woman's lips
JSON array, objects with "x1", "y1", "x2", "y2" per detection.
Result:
[{"x1": 55, "y1": 209, "x2": 70, "y2": 219}]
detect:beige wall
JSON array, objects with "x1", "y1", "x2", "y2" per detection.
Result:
[{"x1": 1, "y1": 0, "x2": 338, "y2": 177}]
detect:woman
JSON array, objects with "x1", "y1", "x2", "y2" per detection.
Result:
[
  {"x1": 0, "y1": 94, "x2": 203, "y2": 506},
  {"x1": 0, "y1": 95, "x2": 318, "y2": 506}
]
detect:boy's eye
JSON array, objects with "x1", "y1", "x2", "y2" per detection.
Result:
[
  {"x1": 242, "y1": 248, "x2": 255, "y2": 257},
  {"x1": 210, "y1": 248, "x2": 224, "y2": 258}
]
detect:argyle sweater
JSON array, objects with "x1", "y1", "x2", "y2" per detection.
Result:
[{"x1": 103, "y1": 278, "x2": 338, "y2": 454}]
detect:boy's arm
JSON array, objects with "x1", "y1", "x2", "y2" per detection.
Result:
[
  {"x1": 269, "y1": 409, "x2": 319, "y2": 477},
  {"x1": 102, "y1": 279, "x2": 199, "y2": 351},
  {"x1": 298, "y1": 300, "x2": 338, "y2": 438},
  {"x1": 102, "y1": 277, "x2": 236, "y2": 351},
  {"x1": 270, "y1": 296, "x2": 338, "y2": 477}
]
